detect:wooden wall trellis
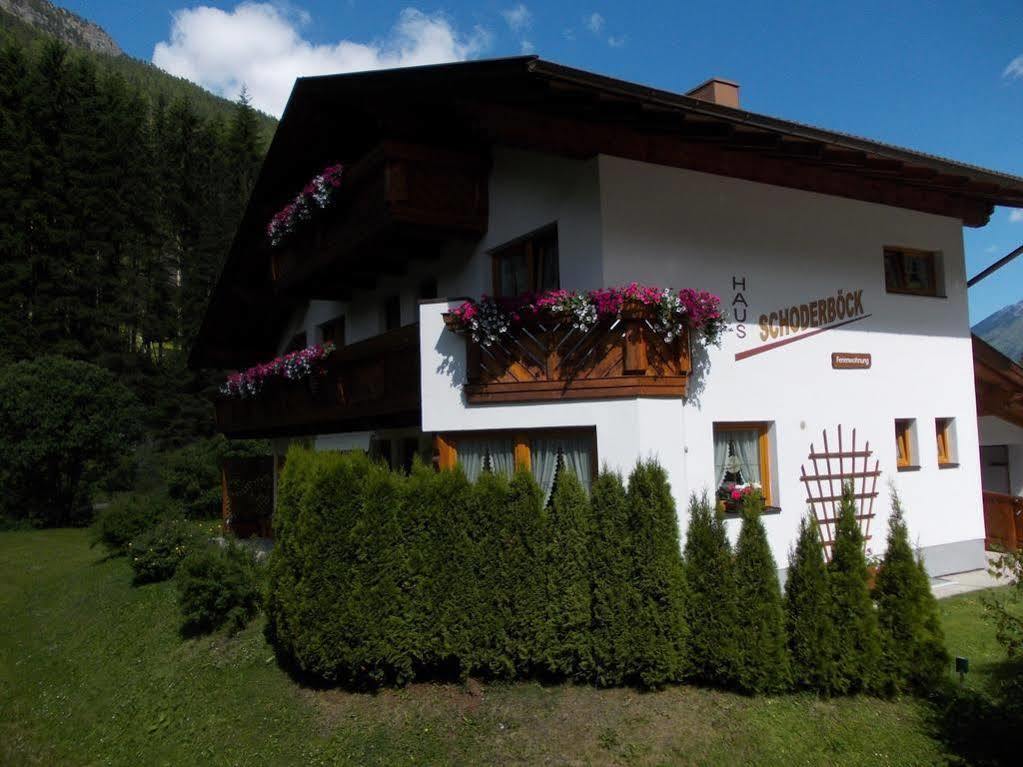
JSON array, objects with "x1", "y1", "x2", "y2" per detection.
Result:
[
  {"x1": 221, "y1": 456, "x2": 275, "y2": 539},
  {"x1": 800, "y1": 425, "x2": 881, "y2": 560}
]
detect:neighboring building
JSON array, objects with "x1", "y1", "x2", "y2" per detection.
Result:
[
  {"x1": 974, "y1": 335, "x2": 1023, "y2": 550},
  {"x1": 192, "y1": 57, "x2": 1023, "y2": 576}
]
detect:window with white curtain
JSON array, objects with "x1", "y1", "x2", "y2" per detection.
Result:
[
  {"x1": 445, "y1": 429, "x2": 596, "y2": 504},
  {"x1": 712, "y1": 422, "x2": 773, "y2": 510},
  {"x1": 453, "y1": 437, "x2": 515, "y2": 483}
]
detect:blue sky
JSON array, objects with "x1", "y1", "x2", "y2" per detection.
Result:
[{"x1": 62, "y1": 0, "x2": 1023, "y2": 323}]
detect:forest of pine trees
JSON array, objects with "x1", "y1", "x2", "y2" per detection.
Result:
[{"x1": 0, "y1": 35, "x2": 268, "y2": 447}]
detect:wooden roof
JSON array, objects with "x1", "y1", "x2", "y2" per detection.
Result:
[
  {"x1": 191, "y1": 56, "x2": 1023, "y2": 368},
  {"x1": 974, "y1": 335, "x2": 1023, "y2": 429}
]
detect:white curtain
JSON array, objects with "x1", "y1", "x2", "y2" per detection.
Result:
[
  {"x1": 457, "y1": 439, "x2": 486, "y2": 483},
  {"x1": 713, "y1": 431, "x2": 731, "y2": 487},
  {"x1": 531, "y1": 438, "x2": 561, "y2": 504},
  {"x1": 730, "y1": 429, "x2": 761, "y2": 486},
  {"x1": 457, "y1": 438, "x2": 515, "y2": 482},
  {"x1": 561, "y1": 436, "x2": 593, "y2": 496},
  {"x1": 485, "y1": 439, "x2": 515, "y2": 479},
  {"x1": 532, "y1": 435, "x2": 594, "y2": 506}
]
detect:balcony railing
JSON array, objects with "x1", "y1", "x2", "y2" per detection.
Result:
[
  {"x1": 215, "y1": 324, "x2": 421, "y2": 438},
  {"x1": 270, "y1": 141, "x2": 488, "y2": 293},
  {"x1": 445, "y1": 307, "x2": 692, "y2": 404},
  {"x1": 983, "y1": 490, "x2": 1023, "y2": 552}
]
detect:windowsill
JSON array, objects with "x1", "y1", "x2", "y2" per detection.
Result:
[
  {"x1": 884, "y1": 290, "x2": 947, "y2": 300},
  {"x1": 721, "y1": 505, "x2": 782, "y2": 518},
  {"x1": 938, "y1": 461, "x2": 959, "y2": 469},
  {"x1": 897, "y1": 464, "x2": 921, "y2": 472}
]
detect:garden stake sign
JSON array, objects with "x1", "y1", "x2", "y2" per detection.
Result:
[{"x1": 800, "y1": 425, "x2": 880, "y2": 561}]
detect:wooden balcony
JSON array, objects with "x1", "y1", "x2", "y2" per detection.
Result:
[
  {"x1": 271, "y1": 141, "x2": 488, "y2": 294},
  {"x1": 215, "y1": 324, "x2": 421, "y2": 439},
  {"x1": 983, "y1": 490, "x2": 1023, "y2": 552},
  {"x1": 446, "y1": 307, "x2": 692, "y2": 404}
]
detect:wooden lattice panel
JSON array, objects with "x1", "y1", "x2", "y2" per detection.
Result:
[
  {"x1": 221, "y1": 456, "x2": 275, "y2": 538},
  {"x1": 800, "y1": 426, "x2": 880, "y2": 560}
]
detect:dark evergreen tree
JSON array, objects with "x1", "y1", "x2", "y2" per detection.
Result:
[
  {"x1": 626, "y1": 460, "x2": 688, "y2": 687},
  {"x1": 785, "y1": 514, "x2": 838, "y2": 693},
  {"x1": 540, "y1": 467, "x2": 593, "y2": 678},
  {"x1": 733, "y1": 493, "x2": 791, "y2": 693},
  {"x1": 874, "y1": 491, "x2": 949, "y2": 695},
  {"x1": 588, "y1": 469, "x2": 638, "y2": 686},
  {"x1": 828, "y1": 485, "x2": 883, "y2": 694},
  {"x1": 684, "y1": 493, "x2": 739, "y2": 688}
]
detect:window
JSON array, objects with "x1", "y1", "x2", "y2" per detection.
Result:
[
  {"x1": 383, "y1": 295, "x2": 402, "y2": 331},
  {"x1": 884, "y1": 247, "x2": 942, "y2": 297},
  {"x1": 895, "y1": 418, "x2": 918, "y2": 470},
  {"x1": 491, "y1": 225, "x2": 559, "y2": 298},
  {"x1": 936, "y1": 417, "x2": 957, "y2": 467},
  {"x1": 437, "y1": 428, "x2": 595, "y2": 505},
  {"x1": 712, "y1": 422, "x2": 774, "y2": 511},
  {"x1": 319, "y1": 315, "x2": 345, "y2": 346}
]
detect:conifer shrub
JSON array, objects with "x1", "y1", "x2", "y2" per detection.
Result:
[
  {"x1": 874, "y1": 491, "x2": 949, "y2": 695},
  {"x1": 404, "y1": 462, "x2": 478, "y2": 676},
  {"x1": 504, "y1": 469, "x2": 548, "y2": 675},
  {"x1": 828, "y1": 485, "x2": 882, "y2": 694},
  {"x1": 466, "y1": 470, "x2": 515, "y2": 677},
  {"x1": 177, "y1": 542, "x2": 261, "y2": 636},
  {"x1": 733, "y1": 493, "x2": 791, "y2": 694},
  {"x1": 540, "y1": 468, "x2": 593, "y2": 679},
  {"x1": 785, "y1": 514, "x2": 838, "y2": 693},
  {"x1": 588, "y1": 469, "x2": 637, "y2": 687},
  {"x1": 683, "y1": 493, "x2": 739, "y2": 688},
  {"x1": 128, "y1": 517, "x2": 203, "y2": 584},
  {"x1": 626, "y1": 460, "x2": 688, "y2": 687}
]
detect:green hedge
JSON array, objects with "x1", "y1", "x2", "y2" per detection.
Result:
[{"x1": 266, "y1": 448, "x2": 949, "y2": 695}]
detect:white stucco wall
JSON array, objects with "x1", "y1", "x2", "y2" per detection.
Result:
[{"x1": 420, "y1": 153, "x2": 986, "y2": 575}]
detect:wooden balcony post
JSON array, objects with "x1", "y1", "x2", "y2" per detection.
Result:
[{"x1": 622, "y1": 318, "x2": 648, "y2": 375}]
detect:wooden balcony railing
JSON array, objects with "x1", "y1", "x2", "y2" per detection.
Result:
[
  {"x1": 271, "y1": 141, "x2": 488, "y2": 293},
  {"x1": 446, "y1": 307, "x2": 692, "y2": 404},
  {"x1": 215, "y1": 324, "x2": 421, "y2": 438},
  {"x1": 983, "y1": 490, "x2": 1023, "y2": 552}
]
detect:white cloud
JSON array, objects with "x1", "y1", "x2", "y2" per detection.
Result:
[
  {"x1": 520, "y1": 39, "x2": 535, "y2": 54},
  {"x1": 501, "y1": 4, "x2": 531, "y2": 32},
  {"x1": 585, "y1": 12, "x2": 604, "y2": 34},
  {"x1": 152, "y1": 3, "x2": 489, "y2": 116},
  {"x1": 607, "y1": 35, "x2": 625, "y2": 48},
  {"x1": 1004, "y1": 55, "x2": 1023, "y2": 80},
  {"x1": 1009, "y1": 209, "x2": 1023, "y2": 223}
]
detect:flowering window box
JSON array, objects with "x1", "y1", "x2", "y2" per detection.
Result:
[
  {"x1": 442, "y1": 285, "x2": 723, "y2": 404},
  {"x1": 215, "y1": 325, "x2": 422, "y2": 438},
  {"x1": 269, "y1": 141, "x2": 488, "y2": 292}
]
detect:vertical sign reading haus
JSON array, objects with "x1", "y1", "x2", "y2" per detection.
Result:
[{"x1": 732, "y1": 276, "x2": 748, "y2": 340}]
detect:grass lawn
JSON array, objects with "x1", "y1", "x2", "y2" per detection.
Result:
[{"x1": 0, "y1": 528, "x2": 1019, "y2": 766}]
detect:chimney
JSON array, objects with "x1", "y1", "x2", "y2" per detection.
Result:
[{"x1": 685, "y1": 77, "x2": 740, "y2": 109}]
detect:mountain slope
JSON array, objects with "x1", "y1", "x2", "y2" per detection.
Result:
[
  {"x1": 0, "y1": 0, "x2": 277, "y2": 135},
  {"x1": 973, "y1": 299, "x2": 1023, "y2": 364},
  {"x1": 0, "y1": 0, "x2": 119, "y2": 55}
]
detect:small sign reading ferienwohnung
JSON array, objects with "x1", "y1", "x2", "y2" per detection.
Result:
[{"x1": 831, "y1": 352, "x2": 871, "y2": 369}]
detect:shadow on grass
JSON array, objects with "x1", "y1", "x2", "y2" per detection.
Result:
[{"x1": 926, "y1": 660, "x2": 1023, "y2": 767}]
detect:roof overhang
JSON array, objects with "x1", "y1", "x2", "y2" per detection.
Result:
[
  {"x1": 191, "y1": 56, "x2": 1023, "y2": 369},
  {"x1": 974, "y1": 335, "x2": 1023, "y2": 429}
]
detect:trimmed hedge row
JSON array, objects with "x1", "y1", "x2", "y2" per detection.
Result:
[{"x1": 266, "y1": 447, "x2": 948, "y2": 695}]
